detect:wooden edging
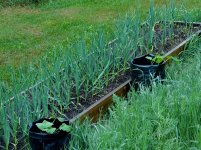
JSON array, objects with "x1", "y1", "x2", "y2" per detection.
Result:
[
  {"x1": 70, "y1": 21, "x2": 201, "y2": 123},
  {"x1": 172, "y1": 21, "x2": 201, "y2": 27},
  {"x1": 70, "y1": 79, "x2": 131, "y2": 123},
  {"x1": 163, "y1": 30, "x2": 201, "y2": 60}
]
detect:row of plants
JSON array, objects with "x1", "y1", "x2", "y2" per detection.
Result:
[
  {"x1": 69, "y1": 38, "x2": 201, "y2": 149},
  {"x1": 0, "y1": 1, "x2": 201, "y2": 149}
]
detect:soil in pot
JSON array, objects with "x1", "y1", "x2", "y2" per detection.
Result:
[
  {"x1": 130, "y1": 54, "x2": 165, "y2": 90},
  {"x1": 29, "y1": 118, "x2": 71, "y2": 150}
]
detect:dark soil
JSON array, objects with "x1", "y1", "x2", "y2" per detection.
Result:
[{"x1": 64, "y1": 70, "x2": 130, "y2": 120}]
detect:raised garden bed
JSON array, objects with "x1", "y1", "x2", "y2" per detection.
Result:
[
  {"x1": 1, "y1": 21, "x2": 201, "y2": 149},
  {"x1": 70, "y1": 21, "x2": 201, "y2": 123}
]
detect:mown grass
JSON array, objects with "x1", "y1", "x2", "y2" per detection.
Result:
[
  {"x1": 0, "y1": 0, "x2": 201, "y2": 82},
  {"x1": 69, "y1": 38, "x2": 201, "y2": 149}
]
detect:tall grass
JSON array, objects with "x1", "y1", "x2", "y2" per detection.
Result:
[{"x1": 69, "y1": 38, "x2": 201, "y2": 149}]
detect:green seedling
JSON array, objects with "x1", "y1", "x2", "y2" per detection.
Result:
[
  {"x1": 36, "y1": 120, "x2": 71, "y2": 134},
  {"x1": 146, "y1": 55, "x2": 180, "y2": 64},
  {"x1": 59, "y1": 123, "x2": 72, "y2": 132},
  {"x1": 36, "y1": 120, "x2": 56, "y2": 134},
  {"x1": 146, "y1": 54, "x2": 164, "y2": 64}
]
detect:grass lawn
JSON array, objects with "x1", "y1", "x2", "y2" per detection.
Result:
[{"x1": 0, "y1": 0, "x2": 201, "y2": 82}]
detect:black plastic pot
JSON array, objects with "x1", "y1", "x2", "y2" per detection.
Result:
[
  {"x1": 130, "y1": 54, "x2": 165, "y2": 90},
  {"x1": 29, "y1": 118, "x2": 71, "y2": 150}
]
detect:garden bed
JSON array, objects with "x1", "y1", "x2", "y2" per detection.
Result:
[
  {"x1": 6, "y1": 21, "x2": 201, "y2": 122},
  {"x1": 74, "y1": 46, "x2": 201, "y2": 149},
  {"x1": 1, "y1": 21, "x2": 201, "y2": 149},
  {"x1": 69, "y1": 21, "x2": 201, "y2": 123},
  {"x1": 152, "y1": 21, "x2": 201, "y2": 53}
]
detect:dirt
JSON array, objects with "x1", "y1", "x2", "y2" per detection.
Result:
[
  {"x1": 53, "y1": 7, "x2": 81, "y2": 18},
  {"x1": 64, "y1": 70, "x2": 131, "y2": 120},
  {"x1": 0, "y1": 6, "x2": 40, "y2": 15}
]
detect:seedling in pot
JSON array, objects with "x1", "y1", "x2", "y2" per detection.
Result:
[
  {"x1": 130, "y1": 54, "x2": 166, "y2": 91},
  {"x1": 29, "y1": 118, "x2": 72, "y2": 150},
  {"x1": 36, "y1": 118, "x2": 71, "y2": 134},
  {"x1": 145, "y1": 54, "x2": 164, "y2": 64},
  {"x1": 145, "y1": 55, "x2": 179, "y2": 64}
]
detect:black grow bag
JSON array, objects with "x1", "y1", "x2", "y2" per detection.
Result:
[
  {"x1": 130, "y1": 54, "x2": 165, "y2": 90},
  {"x1": 29, "y1": 118, "x2": 71, "y2": 150}
]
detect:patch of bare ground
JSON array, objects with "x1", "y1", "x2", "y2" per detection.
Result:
[
  {"x1": 22, "y1": 26, "x2": 42, "y2": 37},
  {"x1": 87, "y1": 9, "x2": 117, "y2": 23},
  {"x1": 53, "y1": 7, "x2": 81, "y2": 18},
  {"x1": 0, "y1": 6, "x2": 40, "y2": 15}
]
